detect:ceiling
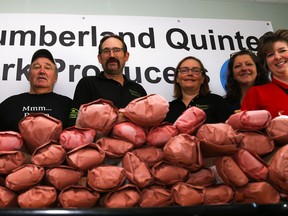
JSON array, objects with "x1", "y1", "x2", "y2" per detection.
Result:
[
  {"x1": 255, "y1": 0, "x2": 288, "y2": 3},
  {"x1": 211, "y1": 0, "x2": 288, "y2": 3}
]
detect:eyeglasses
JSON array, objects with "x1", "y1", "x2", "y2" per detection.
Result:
[
  {"x1": 178, "y1": 67, "x2": 204, "y2": 75},
  {"x1": 230, "y1": 49, "x2": 256, "y2": 58},
  {"x1": 101, "y1": 47, "x2": 124, "y2": 55}
]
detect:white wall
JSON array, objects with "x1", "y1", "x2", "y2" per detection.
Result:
[{"x1": 0, "y1": 0, "x2": 287, "y2": 30}]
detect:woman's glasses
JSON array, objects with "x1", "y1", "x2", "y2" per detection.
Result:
[{"x1": 178, "y1": 67, "x2": 206, "y2": 75}]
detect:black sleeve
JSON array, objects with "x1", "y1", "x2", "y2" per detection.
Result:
[
  {"x1": 163, "y1": 100, "x2": 184, "y2": 124},
  {"x1": 68, "y1": 77, "x2": 99, "y2": 126},
  {"x1": 139, "y1": 85, "x2": 147, "y2": 97}
]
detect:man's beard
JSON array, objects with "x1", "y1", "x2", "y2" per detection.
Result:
[{"x1": 105, "y1": 57, "x2": 120, "y2": 74}]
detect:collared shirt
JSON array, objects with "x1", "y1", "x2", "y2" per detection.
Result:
[
  {"x1": 164, "y1": 93, "x2": 232, "y2": 124},
  {"x1": 69, "y1": 72, "x2": 147, "y2": 125},
  {"x1": 241, "y1": 77, "x2": 288, "y2": 118}
]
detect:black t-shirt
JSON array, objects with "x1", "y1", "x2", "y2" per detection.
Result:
[
  {"x1": 0, "y1": 92, "x2": 72, "y2": 132},
  {"x1": 164, "y1": 93, "x2": 233, "y2": 124},
  {"x1": 69, "y1": 72, "x2": 147, "y2": 125}
]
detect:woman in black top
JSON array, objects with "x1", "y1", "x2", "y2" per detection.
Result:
[{"x1": 164, "y1": 56, "x2": 232, "y2": 124}]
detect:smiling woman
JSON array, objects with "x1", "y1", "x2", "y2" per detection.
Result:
[
  {"x1": 224, "y1": 49, "x2": 270, "y2": 113},
  {"x1": 241, "y1": 29, "x2": 288, "y2": 118},
  {"x1": 163, "y1": 55, "x2": 232, "y2": 124}
]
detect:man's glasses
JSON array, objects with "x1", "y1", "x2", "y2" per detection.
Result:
[
  {"x1": 101, "y1": 47, "x2": 124, "y2": 55},
  {"x1": 178, "y1": 67, "x2": 204, "y2": 75}
]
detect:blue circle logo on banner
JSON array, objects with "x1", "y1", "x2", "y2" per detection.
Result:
[{"x1": 220, "y1": 59, "x2": 229, "y2": 93}]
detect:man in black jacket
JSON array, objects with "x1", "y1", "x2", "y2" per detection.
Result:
[{"x1": 69, "y1": 34, "x2": 147, "y2": 126}]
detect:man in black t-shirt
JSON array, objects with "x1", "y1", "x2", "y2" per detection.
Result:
[
  {"x1": 0, "y1": 49, "x2": 72, "y2": 132},
  {"x1": 69, "y1": 34, "x2": 147, "y2": 126}
]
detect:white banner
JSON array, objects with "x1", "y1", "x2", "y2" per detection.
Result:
[{"x1": 0, "y1": 14, "x2": 273, "y2": 103}]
